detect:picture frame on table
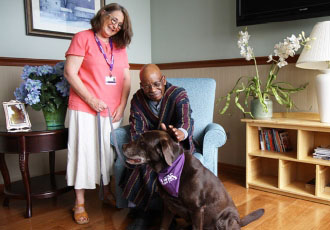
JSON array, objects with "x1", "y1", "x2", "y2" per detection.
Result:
[
  {"x1": 3, "y1": 101, "x2": 31, "y2": 132},
  {"x1": 24, "y1": 0, "x2": 105, "y2": 39}
]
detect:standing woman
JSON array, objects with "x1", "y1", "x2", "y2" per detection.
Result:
[{"x1": 64, "y1": 3, "x2": 133, "y2": 225}]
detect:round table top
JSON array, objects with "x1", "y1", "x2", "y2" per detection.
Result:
[{"x1": 0, "y1": 123, "x2": 67, "y2": 135}]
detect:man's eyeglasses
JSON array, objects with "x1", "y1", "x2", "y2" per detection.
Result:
[
  {"x1": 109, "y1": 14, "x2": 123, "y2": 30},
  {"x1": 140, "y1": 77, "x2": 164, "y2": 91}
]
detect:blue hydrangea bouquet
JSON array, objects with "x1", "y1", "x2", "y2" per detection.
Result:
[{"x1": 14, "y1": 61, "x2": 70, "y2": 113}]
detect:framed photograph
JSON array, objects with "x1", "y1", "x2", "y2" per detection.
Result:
[
  {"x1": 24, "y1": 0, "x2": 105, "y2": 39},
  {"x1": 3, "y1": 101, "x2": 31, "y2": 132}
]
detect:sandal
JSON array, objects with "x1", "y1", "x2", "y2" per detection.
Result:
[{"x1": 72, "y1": 203, "x2": 89, "y2": 224}]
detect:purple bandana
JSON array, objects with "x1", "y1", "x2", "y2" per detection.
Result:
[{"x1": 158, "y1": 153, "x2": 185, "y2": 197}]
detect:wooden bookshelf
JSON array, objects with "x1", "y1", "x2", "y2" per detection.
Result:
[{"x1": 242, "y1": 112, "x2": 330, "y2": 205}]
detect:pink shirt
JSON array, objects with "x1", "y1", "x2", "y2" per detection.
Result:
[{"x1": 65, "y1": 29, "x2": 129, "y2": 116}]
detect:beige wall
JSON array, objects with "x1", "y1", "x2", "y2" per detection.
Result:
[{"x1": 0, "y1": 64, "x2": 319, "y2": 183}]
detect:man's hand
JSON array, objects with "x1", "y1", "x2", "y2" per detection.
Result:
[{"x1": 160, "y1": 123, "x2": 185, "y2": 142}]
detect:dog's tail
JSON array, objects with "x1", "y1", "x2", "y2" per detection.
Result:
[{"x1": 240, "y1": 208, "x2": 265, "y2": 227}]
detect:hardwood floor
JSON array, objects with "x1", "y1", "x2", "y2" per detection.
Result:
[{"x1": 1, "y1": 172, "x2": 330, "y2": 230}]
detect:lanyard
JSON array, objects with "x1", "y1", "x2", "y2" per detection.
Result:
[{"x1": 94, "y1": 33, "x2": 114, "y2": 74}]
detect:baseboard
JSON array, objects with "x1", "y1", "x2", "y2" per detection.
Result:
[
  {"x1": 218, "y1": 162, "x2": 245, "y2": 178},
  {"x1": 55, "y1": 170, "x2": 66, "y2": 175}
]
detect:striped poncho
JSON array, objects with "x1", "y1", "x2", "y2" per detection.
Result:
[{"x1": 120, "y1": 82, "x2": 195, "y2": 210}]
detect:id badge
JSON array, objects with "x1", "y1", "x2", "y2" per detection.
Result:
[{"x1": 105, "y1": 75, "x2": 116, "y2": 85}]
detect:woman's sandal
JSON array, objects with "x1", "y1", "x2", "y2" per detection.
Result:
[{"x1": 72, "y1": 203, "x2": 89, "y2": 224}]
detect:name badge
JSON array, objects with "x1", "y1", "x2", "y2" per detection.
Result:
[{"x1": 105, "y1": 76, "x2": 116, "y2": 85}]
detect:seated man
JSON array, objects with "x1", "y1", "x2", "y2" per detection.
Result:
[{"x1": 120, "y1": 64, "x2": 195, "y2": 230}]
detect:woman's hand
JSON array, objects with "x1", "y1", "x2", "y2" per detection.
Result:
[
  {"x1": 112, "y1": 104, "x2": 125, "y2": 122},
  {"x1": 87, "y1": 97, "x2": 108, "y2": 113}
]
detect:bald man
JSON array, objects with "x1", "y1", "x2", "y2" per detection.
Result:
[{"x1": 120, "y1": 64, "x2": 195, "y2": 230}]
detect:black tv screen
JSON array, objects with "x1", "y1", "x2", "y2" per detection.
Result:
[{"x1": 237, "y1": 0, "x2": 330, "y2": 26}]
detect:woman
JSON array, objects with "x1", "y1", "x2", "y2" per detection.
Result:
[{"x1": 64, "y1": 3, "x2": 133, "y2": 225}]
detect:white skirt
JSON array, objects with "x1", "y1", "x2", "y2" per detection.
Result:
[{"x1": 66, "y1": 110, "x2": 121, "y2": 189}]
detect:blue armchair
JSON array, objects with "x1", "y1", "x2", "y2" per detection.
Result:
[{"x1": 111, "y1": 78, "x2": 227, "y2": 208}]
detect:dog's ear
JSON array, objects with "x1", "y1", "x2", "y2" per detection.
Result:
[{"x1": 159, "y1": 139, "x2": 174, "y2": 166}]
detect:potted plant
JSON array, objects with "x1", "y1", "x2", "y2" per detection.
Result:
[
  {"x1": 14, "y1": 61, "x2": 70, "y2": 127},
  {"x1": 219, "y1": 29, "x2": 313, "y2": 119}
]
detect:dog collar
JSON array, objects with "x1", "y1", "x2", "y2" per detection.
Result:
[{"x1": 158, "y1": 153, "x2": 185, "y2": 197}]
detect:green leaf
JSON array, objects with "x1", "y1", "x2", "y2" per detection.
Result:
[{"x1": 219, "y1": 94, "x2": 232, "y2": 114}]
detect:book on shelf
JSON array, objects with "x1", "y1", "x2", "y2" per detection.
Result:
[
  {"x1": 272, "y1": 129, "x2": 280, "y2": 152},
  {"x1": 267, "y1": 129, "x2": 276, "y2": 151},
  {"x1": 258, "y1": 128, "x2": 292, "y2": 153},
  {"x1": 274, "y1": 129, "x2": 284, "y2": 152},
  {"x1": 258, "y1": 127, "x2": 265, "y2": 150},
  {"x1": 263, "y1": 128, "x2": 271, "y2": 151},
  {"x1": 279, "y1": 131, "x2": 292, "y2": 152}
]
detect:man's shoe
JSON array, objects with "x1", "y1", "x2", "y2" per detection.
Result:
[
  {"x1": 127, "y1": 216, "x2": 152, "y2": 230},
  {"x1": 169, "y1": 218, "x2": 177, "y2": 230}
]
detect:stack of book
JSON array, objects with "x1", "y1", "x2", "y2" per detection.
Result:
[
  {"x1": 258, "y1": 127, "x2": 292, "y2": 152},
  {"x1": 313, "y1": 147, "x2": 330, "y2": 160}
]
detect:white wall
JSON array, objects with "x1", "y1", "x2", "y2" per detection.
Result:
[
  {"x1": 150, "y1": 0, "x2": 330, "y2": 63},
  {"x1": 0, "y1": 0, "x2": 151, "y2": 63}
]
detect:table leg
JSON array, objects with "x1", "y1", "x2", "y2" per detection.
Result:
[
  {"x1": 49, "y1": 151, "x2": 57, "y2": 204},
  {"x1": 19, "y1": 152, "x2": 32, "y2": 218},
  {"x1": 49, "y1": 151, "x2": 55, "y2": 176},
  {"x1": 0, "y1": 152, "x2": 10, "y2": 207}
]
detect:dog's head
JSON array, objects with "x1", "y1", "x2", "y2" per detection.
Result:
[{"x1": 123, "y1": 130, "x2": 182, "y2": 172}]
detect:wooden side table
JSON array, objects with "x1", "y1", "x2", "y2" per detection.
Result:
[{"x1": 0, "y1": 124, "x2": 72, "y2": 218}]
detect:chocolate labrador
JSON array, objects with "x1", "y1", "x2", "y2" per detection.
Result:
[{"x1": 123, "y1": 130, "x2": 264, "y2": 230}]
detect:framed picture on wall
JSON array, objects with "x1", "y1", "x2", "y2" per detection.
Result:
[
  {"x1": 3, "y1": 101, "x2": 31, "y2": 132},
  {"x1": 24, "y1": 0, "x2": 105, "y2": 39}
]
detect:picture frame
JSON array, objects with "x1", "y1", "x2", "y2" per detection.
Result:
[
  {"x1": 24, "y1": 0, "x2": 105, "y2": 39},
  {"x1": 3, "y1": 101, "x2": 31, "y2": 132}
]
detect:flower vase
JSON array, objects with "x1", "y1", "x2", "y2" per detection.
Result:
[
  {"x1": 251, "y1": 98, "x2": 273, "y2": 120},
  {"x1": 42, "y1": 104, "x2": 67, "y2": 128}
]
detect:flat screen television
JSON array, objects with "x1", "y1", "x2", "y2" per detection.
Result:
[{"x1": 237, "y1": 0, "x2": 330, "y2": 26}]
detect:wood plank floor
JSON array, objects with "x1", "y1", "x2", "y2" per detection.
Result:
[{"x1": 1, "y1": 172, "x2": 330, "y2": 230}]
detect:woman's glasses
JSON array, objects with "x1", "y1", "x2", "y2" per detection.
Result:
[{"x1": 108, "y1": 14, "x2": 123, "y2": 30}]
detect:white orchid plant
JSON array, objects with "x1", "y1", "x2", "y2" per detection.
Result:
[{"x1": 219, "y1": 29, "x2": 313, "y2": 118}]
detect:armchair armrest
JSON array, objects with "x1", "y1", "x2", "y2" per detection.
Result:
[
  {"x1": 202, "y1": 123, "x2": 227, "y2": 176},
  {"x1": 203, "y1": 123, "x2": 227, "y2": 148}
]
